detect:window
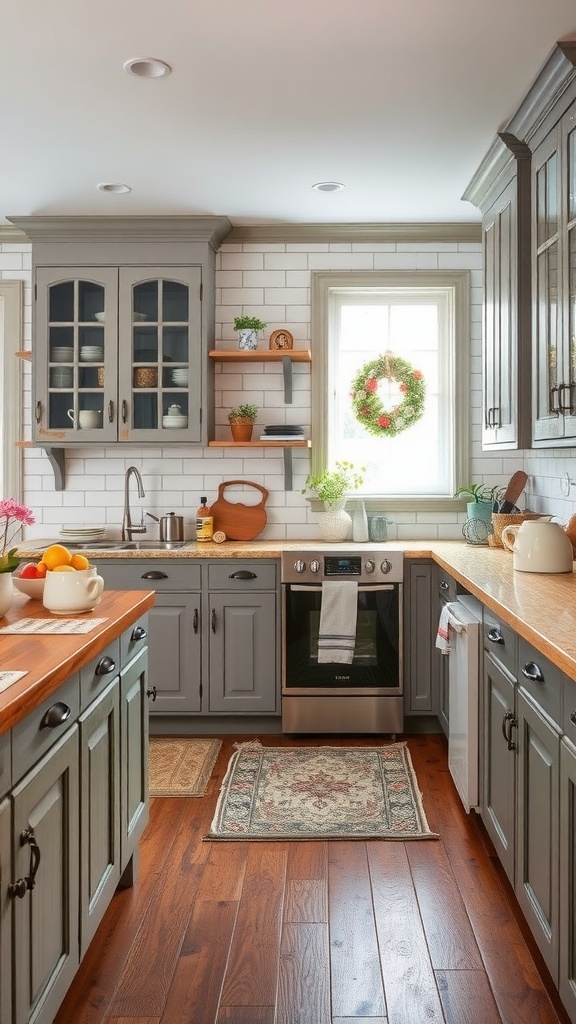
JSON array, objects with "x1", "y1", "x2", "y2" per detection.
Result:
[{"x1": 311, "y1": 271, "x2": 470, "y2": 511}]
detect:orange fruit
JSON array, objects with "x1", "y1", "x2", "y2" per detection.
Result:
[
  {"x1": 35, "y1": 561, "x2": 48, "y2": 577},
  {"x1": 70, "y1": 553, "x2": 90, "y2": 570},
  {"x1": 52, "y1": 564, "x2": 76, "y2": 572},
  {"x1": 42, "y1": 544, "x2": 72, "y2": 570}
]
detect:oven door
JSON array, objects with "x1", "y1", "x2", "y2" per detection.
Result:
[{"x1": 282, "y1": 583, "x2": 402, "y2": 696}]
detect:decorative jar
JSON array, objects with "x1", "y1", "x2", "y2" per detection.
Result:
[{"x1": 318, "y1": 499, "x2": 352, "y2": 542}]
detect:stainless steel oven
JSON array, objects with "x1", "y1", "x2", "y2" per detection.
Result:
[{"x1": 281, "y1": 550, "x2": 404, "y2": 735}]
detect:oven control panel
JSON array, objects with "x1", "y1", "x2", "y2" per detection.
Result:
[{"x1": 282, "y1": 550, "x2": 404, "y2": 583}]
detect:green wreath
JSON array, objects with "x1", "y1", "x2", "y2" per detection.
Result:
[{"x1": 350, "y1": 352, "x2": 426, "y2": 438}]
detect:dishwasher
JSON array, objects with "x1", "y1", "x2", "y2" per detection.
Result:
[{"x1": 439, "y1": 594, "x2": 482, "y2": 812}]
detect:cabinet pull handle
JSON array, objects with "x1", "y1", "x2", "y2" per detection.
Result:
[
  {"x1": 521, "y1": 661, "x2": 544, "y2": 683},
  {"x1": 146, "y1": 686, "x2": 157, "y2": 702},
  {"x1": 141, "y1": 571, "x2": 168, "y2": 580},
  {"x1": 571, "y1": 711, "x2": 576, "y2": 726},
  {"x1": 549, "y1": 386, "x2": 561, "y2": 414},
  {"x1": 131, "y1": 625, "x2": 147, "y2": 641},
  {"x1": 193, "y1": 608, "x2": 199, "y2": 633},
  {"x1": 487, "y1": 627, "x2": 504, "y2": 644},
  {"x1": 35, "y1": 401, "x2": 42, "y2": 424},
  {"x1": 439, "y1": 581, "x2": 449, "y2": 591},
  {"x1": 121, "y1": 399, "x2": 128, "y2": 423},
  {"x1": 108, "y1": 400, "x2": 114, "y2": 423},
  {"x1": 40, "y1": 701, "x2": 71, "y2": 729},
  {"x1": 95, "y1": 655, "x2": 116, "y2": 676},
  {"x1": 558, "y1": 383, "x2": 572, "y2": 413},
  {"x1": 9, "y1": 829, "x2": 42, "y2": 898},
  {"x1": 229, "y1": 570, "x2": 257, "y2": 580},
  {"x1": 211, "y1": 609, "x2": 216, "y2": 632},
  {"x1": 501, "y1": 710, "x2": 518, "y2": 751}
]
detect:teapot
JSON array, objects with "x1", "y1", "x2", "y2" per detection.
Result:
[{"x1": 501, "y1": 518, "x2": 574, "y2": 573}]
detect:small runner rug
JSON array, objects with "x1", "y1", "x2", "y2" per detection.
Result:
[
  {"x1": 149, "y1": 737, "x2": 221, "y2": 797},
  {"x1": 207, "y1": 740, "x2": 438, "y2": 840}
]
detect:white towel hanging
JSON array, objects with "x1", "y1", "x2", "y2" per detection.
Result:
[
  {"x1": 435, "y1": 602, "x2": 464, "y2": 655},
  {"x1": 317, "y1": 581, "x2": 358, "y2": 664}
]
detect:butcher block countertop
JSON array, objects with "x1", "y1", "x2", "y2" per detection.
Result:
[
  {"x1": 0, "y1": 589, "x2": 154, "y2": 736},
  {"x1": 15, "y1": 537, "x2": 576, "y2": 681}
]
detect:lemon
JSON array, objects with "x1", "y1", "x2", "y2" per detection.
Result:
[
  {"x1": 70, "y1": 553, "x2": 90, "y2": 570},
  {"x1": 42, "y1": 544, "x2": 72, "y2": 570},
  {"x1": 52, "y1": 564, "x2": 76, "y2": 572}
]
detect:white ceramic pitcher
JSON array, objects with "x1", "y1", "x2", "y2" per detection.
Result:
[{"x1": 501, "y1": 518, "x2": 574, "y2": 573}]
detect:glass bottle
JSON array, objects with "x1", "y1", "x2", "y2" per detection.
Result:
[{"x1": 196, "y1": 496, "x2": 213, "y2": 542}]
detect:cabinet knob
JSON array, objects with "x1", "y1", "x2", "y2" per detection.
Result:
[
  {"x1": 131, "y1": 625, "x2": 147, "y2": 641},
  {"x1": 521, "y1": 661, "x2": 544, "y2": 683},
  {"x1": 40, "y1": 701, "x2": 71, "y2": 729},
  {"x1": 487, "y1": 627, "x2": 504, "y2": 644},
  {"x1": 570, "y1": 711, "x2": 576, "y2": 726}
]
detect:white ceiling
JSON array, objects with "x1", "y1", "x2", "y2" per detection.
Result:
[{"x1": 2, "y1": 0, "x2": 576, "y2": 228}]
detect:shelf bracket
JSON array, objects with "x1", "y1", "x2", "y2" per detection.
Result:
[
  {"x1": 283, "y1": 447, "x2": 294, "y2": 490},
  {"x1": 44, "y1": 448, "x2": 66, "y2": 491},
  {"x1": 282, "y1": 356, "x2": 293, "y2": 404}
]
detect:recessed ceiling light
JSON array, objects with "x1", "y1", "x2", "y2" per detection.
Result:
[
  {"x1": 97, "y1": 183, "x2": 132, "y2": 194},
  {"x1": 312, "y1": 181, "x2": 345, "y2": 193},
  {"x1": 123, "y1": 57, "x2": 172, "y2": 79}
]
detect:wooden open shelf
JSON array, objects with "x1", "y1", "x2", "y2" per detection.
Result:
[
  {"x1": 15, "y1": 350, "x2": 32, "y2": 360},
  {"x1": 209, "y1": 349, "x2": 311, "y2": 362}
]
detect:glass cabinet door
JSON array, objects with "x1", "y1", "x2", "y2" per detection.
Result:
[
  {"x1": 118, "y1": 267, "x2": 202, "y2": 442},
  {"x1": 35, "y1": 268, "x2": 119, "y2": 443},
  {"x1": 564, "y1": 118, "x2": 576, "y2": 436},
  {"x1": 533, "y1": 136, "x2": 563, "y2": 441}
]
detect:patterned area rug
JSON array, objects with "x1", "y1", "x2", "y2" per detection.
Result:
[
  {"x1": 207, "y1": 741, "x2": 438, "y2": 840},
  {"x1": 148, "y1": 737, "x2": 221, "y2": 797}
]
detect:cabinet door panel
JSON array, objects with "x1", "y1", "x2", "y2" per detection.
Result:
[
  {"x1": 12, "y1": 726, "x2": 79, "y2": 1024},
  {"x1": 560, "y1": 737, "x2": 576, "y2": 1020},
  {"x1": 516, "y1": 690, "x2": 560, "y2": 981},
  {"x1": 0, "y1": 798, "x2": 11, "y2": 1024},
  {"x1": 148, "y1": 594, "x2": 201, "y2": 713},
  {"x1": 120, "y1": 649, "x2": 149, "y2": 871},
  {"x1": 405, "y1": 562, "x2": 436, "y2": 715},
  {"x1": 208, "y1": 592, "x2": 278, "y2": 713},
  {"x1": 482, "y1": 652, "x2": 516, "y2": 882},
  {"x1": 79, "y1": 679, "x2": 121, "y2": 955}
]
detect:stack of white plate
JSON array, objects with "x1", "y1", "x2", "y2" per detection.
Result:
[
  {"x1": 59, "y1": 526, "x2": 107, "y2": 543},
  {"x1": 80, "y1": 346, "x2": 104, "y2": 362},
  {"x1": 162, "y1": 414, "x2": 188, "y2": 428},
  {"x1": 51, "y1": 368, "x2": 73, "y2": 388},
  {"x1": 171, "y1": 368, "x2": 189, "y2": 386},
  {"x1": 51, "y1": 347, "x2": 74, "y2": 363}
]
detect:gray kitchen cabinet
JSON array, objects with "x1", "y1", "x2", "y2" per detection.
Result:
[
  {"x1": 482, "y1": 650, "x2": 517, "y2": 882},
  {"x1": 0, "y1": 797, "x2": 12, "y2": 1024},
  {"x1": 79, "y1": 678, "x2": 121, "y2": 955},
  {"x1": 559, "y1": 735, "x2": 576, "y2": 1020},
  {"x1": 206, "y1": 560, "x2": 279, "y2": 714},
  {"x1": 12, "y1": 726, "x2": 80, "y2": 1024},
  {"x1": 404, "y1": 560, "x2": 438, "y2": 718},
  {"x1": 97, "y1": 561, "x2": 202, "y2": 715},
  {"x1": 435, "y1": 566, "x2": 459, "y2": 736}
]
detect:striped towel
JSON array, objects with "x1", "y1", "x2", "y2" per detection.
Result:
[
  {"x1": 317, "y1": 581, "x2": 358, "y2": 664},
  {"x1": 435, "y1": 602, "x2": 464, "y2": 655}
]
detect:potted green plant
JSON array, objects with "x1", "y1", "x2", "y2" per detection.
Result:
[
  {"x1": 233, "y1": 316, "x2": 268, "y2": 351},
  {"x1": 303, "y1": 461, "x2": 365, "y2": 541},
  {"x1": 228, "y1": 403, "x2": 258, "y2": 442},
  {"x1": 454, "y1": 483, "x2": 503, "y2": 523}
]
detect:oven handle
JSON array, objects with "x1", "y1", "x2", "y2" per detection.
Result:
[{"x1": 287, "y1": 584, "x2": 396, "y2": 593}]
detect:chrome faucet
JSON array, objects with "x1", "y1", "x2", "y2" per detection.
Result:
[{"x1": 122, "y1": 466, "x2": 147, "y2": 541}]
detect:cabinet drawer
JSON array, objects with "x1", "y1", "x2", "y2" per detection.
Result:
[
  {"x1": 562, "y1": 676, "x2": 576, "y2": 742},
  {"x1": 518, "y1": 638, "x2": 562, "y2": 726},
  {"x1": 207, "y1": 561, "x2": 277, "y2": 590},
  {"x1": 12, "y1": 674, "x2": 79, "y2": 782},
  {"x1": 0, "y1": 731, "x2": 11, "y2": 799},
  {"x1": 80, "y1": 638, "x2": 121, "y2": 710},
  {"x1": 483, "y1": 610, "x2": 517, "y2": 676},
  {"x1": 120, "y1": 613, "x2": 149, "y2": 668},
  {"x1": 96, "y1": 560, "x2": 201, "y2": 591}
]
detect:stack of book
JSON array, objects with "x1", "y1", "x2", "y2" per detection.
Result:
[{"x1": 259, "y1": 425, "x2": 306, "y2": 441}]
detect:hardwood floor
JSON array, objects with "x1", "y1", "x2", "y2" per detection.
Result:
[{"x1": 54, "y1": 734, "x2": 571, "y2": 1024}]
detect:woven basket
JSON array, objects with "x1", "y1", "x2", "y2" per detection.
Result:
[{"x1": 489, "y1": 512, "x2": 542, "y2": 548}]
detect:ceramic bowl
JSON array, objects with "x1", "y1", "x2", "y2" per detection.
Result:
[
  {"x1": 94, "y1": 312, "x2": 105, "y2": 322},
  {"x1": 162, "y1": 415, "x2": 188, "y2": 428},
  {"x1": 51, "y1": 348, "x2": 74, "y2": 362},
  {"x1": 80, "y1": 347, "x2": 104, "y2": 362},
  {"x1": 13, "y1": 569, "x2": 45, "y2": 600}
]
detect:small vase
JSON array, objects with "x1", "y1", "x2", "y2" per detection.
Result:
[
  {"x1": 237, "y1": 328, "x2": 258, "y2": 351},
  {"x1": 352, "y1": 499, "x2": 369, "y2": 542},
  {"x1": 318, "y1": 499, "x2": 352, "y2": 542},
  {"x1": 0, "y1": 573, "x2": 14, "y2": 618}
]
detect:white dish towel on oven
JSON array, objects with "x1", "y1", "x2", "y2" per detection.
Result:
[
  {"x1": 317, "y1": 580, "x2": 358, "y2": 664},
  {"x1": 435, "y1": 602, "x2": 465, "y2": 655}
]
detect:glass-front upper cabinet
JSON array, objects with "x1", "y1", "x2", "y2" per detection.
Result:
[{"x1": 34, "y1": 265, "x2": 202, "y2": 444}]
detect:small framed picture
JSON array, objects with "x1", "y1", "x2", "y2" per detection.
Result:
[{"x1": 269, "y1": 329, "x2": 294, "y2": 351}]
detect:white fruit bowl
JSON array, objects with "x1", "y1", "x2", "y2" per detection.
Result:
[{"x1": 13, "y1": 569, "x2": 45, "y2": 600}]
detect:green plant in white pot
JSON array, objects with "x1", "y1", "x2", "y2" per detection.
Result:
[
  {"x1": 233, "y1": 316, "x2": 267, "y2": 351},
  {"x1": 303, "y1": 461, "x2": 365, "y2": 542}
]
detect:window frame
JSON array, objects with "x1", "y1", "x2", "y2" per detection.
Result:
[{"x1": 310, "y1": 270, "x2": 470, "y2": 513}]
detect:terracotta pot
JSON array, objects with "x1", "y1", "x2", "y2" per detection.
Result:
[{"x1": 229, "y1": 418, "x2": 254, "y2": 442}]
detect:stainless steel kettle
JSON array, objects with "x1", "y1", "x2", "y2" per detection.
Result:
[{"x1": 145, "y1": 511, "x2": 185, "y2": 541}]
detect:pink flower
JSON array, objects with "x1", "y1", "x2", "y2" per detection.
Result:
[
  {"x1": 378, "y1": 415, "x2": 391, "y2": 428},
  {"x1": 399, "y1": 383, "x2": 408, "y2": 393},
  {"x1": 0, "y1": 499, "x2": 35, "y2": 574},
  {"x1": 365, "y1": 377, "x2": 378, "y2": 393},
  {"x1": 412, "y1": 370, "x2": 423, "y2": 380}
]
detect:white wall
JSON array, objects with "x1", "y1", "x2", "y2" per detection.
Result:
[{"x1": 2, "y1": 230, "x2": 575, "y2": 541}]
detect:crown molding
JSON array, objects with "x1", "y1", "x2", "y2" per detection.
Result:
[
  {"x1": 226, "y1": 222, "x2": 481, "y2": 243},
  {"x1": 5, "y1": 215, "x2": 232, "y2": 249},
  {"x1": 0, "y1": 225, "x2": 29, "y2": 244}
]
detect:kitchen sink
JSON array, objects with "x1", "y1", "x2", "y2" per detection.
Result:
[{"x1": 64, "y1": 540, "x2": 191, "y2": 551}]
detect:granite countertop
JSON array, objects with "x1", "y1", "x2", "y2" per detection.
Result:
[{"x1": 16, "y1": 538, "x2": 576, "y2": 680}]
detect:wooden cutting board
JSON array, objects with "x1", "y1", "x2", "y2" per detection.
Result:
[{"x1": 211, "y1": 480, "x2": 269, "y2": 540}]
